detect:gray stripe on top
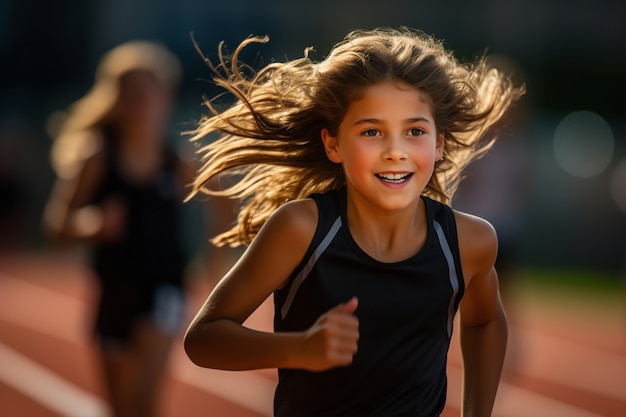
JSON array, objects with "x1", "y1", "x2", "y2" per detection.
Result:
[
  {"x1": 280, "y1": 216, "x2": 343, "y2": 319},
  {"x1": 433, "y1": 220, "x2": 460, "y2": 339}
]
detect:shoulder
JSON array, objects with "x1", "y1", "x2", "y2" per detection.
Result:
[
  {"x1": 453, "y1": 210, "x2": 497, "y2": 247},
  {"x1": 243, "y1": 198, "x2": 318, "y2": 289},
  {"x1": 453, "y1": 210, "x2": 498, "y2": 284},
  {"x1": 263, "y1": 198, "x2": 318, "y2": 243}
]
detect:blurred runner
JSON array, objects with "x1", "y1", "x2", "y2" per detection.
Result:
[{"x1": 44, "y1": 41, "x2": 196, "y2": 417}]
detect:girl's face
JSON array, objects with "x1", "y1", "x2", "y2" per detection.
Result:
[
  {"x1": 322, "y1": 82, "x2": 443, "y2": 212},
  {"x1": 114, "y1": 70, "x2": 171, "y2": 135}
]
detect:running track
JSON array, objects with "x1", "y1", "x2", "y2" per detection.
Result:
[{"x1": 0, "y1": 249, "x2": 624, "y2": 417}]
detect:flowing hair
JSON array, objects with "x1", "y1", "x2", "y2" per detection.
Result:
[{"x1": 188, "y1": 28, "x2": 525, "y2": 247}]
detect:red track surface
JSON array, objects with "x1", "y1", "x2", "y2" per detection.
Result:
[{"x1": 0, "y1": 249, "x2": 624, "y2": 417}]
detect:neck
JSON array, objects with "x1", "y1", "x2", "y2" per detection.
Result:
[
  {"x1": 345, "y1": 189, "x2": 426, "y2": 263},
  {"x1": 114, "y1": 128, "x2": 164, "y2": 183}
]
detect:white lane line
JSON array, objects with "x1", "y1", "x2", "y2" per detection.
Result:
[
  {"x1": 0, "y1": 341, "x2": 110, "y2": 417},
  {"x1": 0, "y1": 270, "x2": 274, "y2": 416},
  {"x1": 1, "y1": 270, "x2": 622, "y2": 417},
  {"x1": 0, "y1": 272, "x2": 85, "y2": 345}
]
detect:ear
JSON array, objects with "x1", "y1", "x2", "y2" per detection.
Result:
[
  {"x1": 435, "y1": 132, "x2": 444, "y2": 161},
  {"x1": 321, "y1": 128, "x2": 343, "y2": 163}
]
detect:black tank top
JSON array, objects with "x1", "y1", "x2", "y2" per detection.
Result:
[
  {"x1": 91, "y1": 140, "x2": 185, "y2": 285},
  {"x1": 273, "y1": 188, "x2": 465, "y2": 417}
]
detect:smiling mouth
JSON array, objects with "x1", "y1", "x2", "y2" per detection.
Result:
[{"x1": 375, "y1": 173, "x2": 413, "y2": 183}]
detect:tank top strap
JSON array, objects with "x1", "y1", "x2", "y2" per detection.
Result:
[
  {"x1": 303, "y1": 188, "x2": 343, "y2": 255},
  {"x1": 423, "y1": 197, "x2": 457, "y2": 238},
  {"x1": 423, "y1": 196, "x2": 465, "y2": 314},
  {"x1": 275, "y1": 188, "x2": 344, "y2": 318}
]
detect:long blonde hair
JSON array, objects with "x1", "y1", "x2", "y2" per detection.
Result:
[
  {"x1": 50, "y1": 41, "x2": 181, "y2": 180},
  {"x1": 189, "y1": 28, "x2": 525, "y2": 247}
]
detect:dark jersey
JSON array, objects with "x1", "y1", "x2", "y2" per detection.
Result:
[
  {"x1": 89, "y1": 140, "x2": 187, "y2": 343},
  {"x1": 91, "y1": 140, "x2": 185, "y2": 283},
  {"x1": 273, "y1": 188, "x2": 465, "y2": 417}
]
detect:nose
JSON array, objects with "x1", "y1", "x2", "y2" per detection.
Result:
[{"x1": 382, "y1": 135, "x2": 408, "y2": 161}]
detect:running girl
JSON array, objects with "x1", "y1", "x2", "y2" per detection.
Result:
[{"x1": 184, "y1": 28, "x2": 524, "y2": 417}]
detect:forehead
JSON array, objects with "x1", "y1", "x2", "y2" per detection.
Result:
[
  {"x1": 343, "y1": 82, "x2": 434, "y2": 121},
  {"x1": 119, "y1": 70, "x2": 160, "y2": 87}
]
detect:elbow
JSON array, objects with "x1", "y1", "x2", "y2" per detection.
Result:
[
  {"x1": 183, "y1": 328, "x2": 202, "y2": 366},
  {"x1": 183, "y1": 325, "x2": 213, "y2": 368},
  {"x1": 184, "y1": 319, "x2": 238, "y2": 370}
]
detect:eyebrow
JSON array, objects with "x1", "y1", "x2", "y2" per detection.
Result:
[{"x1": 353, "y1": 117, "x2": 431, "y2": 126}]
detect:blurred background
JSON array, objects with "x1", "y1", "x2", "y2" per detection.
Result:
[
  {"x1": 1, "y1": 0, "x2": 624, "y2": 271},
  {"x1": 0, "y1": 0, "x2": 624, "y2": 416}
]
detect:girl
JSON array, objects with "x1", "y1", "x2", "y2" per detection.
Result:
[
  {"x1": 184, "y1": 28, "x2": 524, "y2": 417},
  {"x1": 44, "y1": 41, "x2": 193, "y2": 417}
]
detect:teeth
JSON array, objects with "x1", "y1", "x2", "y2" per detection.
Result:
[{"x1": 377, "y1": 173, "x2": 411, "y2": 183}]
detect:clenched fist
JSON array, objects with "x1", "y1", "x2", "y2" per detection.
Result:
[{"x1": 298, "y1": 297, "x2": 359, "y2": 371}]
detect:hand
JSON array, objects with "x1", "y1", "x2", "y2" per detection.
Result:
[{"x1": 298, "y1": 297, "x2": 359, "y2": 371}]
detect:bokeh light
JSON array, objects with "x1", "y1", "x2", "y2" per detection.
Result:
[{"x1": 552, "y1": 111, "x2": 614, "y2": 178}]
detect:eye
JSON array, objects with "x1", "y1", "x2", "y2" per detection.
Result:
[
  {"x1": 361, "y1": 129, "x2": 380, "y2": 137},
  {"x1": 407, "y1": 128, "x2": 425, "y2": 136}
]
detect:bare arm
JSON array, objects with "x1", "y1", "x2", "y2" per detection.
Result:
[
  {"x1": 456, "y1": 211, "x2": 508, "y2": 417},
  {"x1": 184, "y1": 199, "x2": 360, "y2": 371},
  {"x1": 43, "y1": 151, "x2": 121, "y2": 243}
]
